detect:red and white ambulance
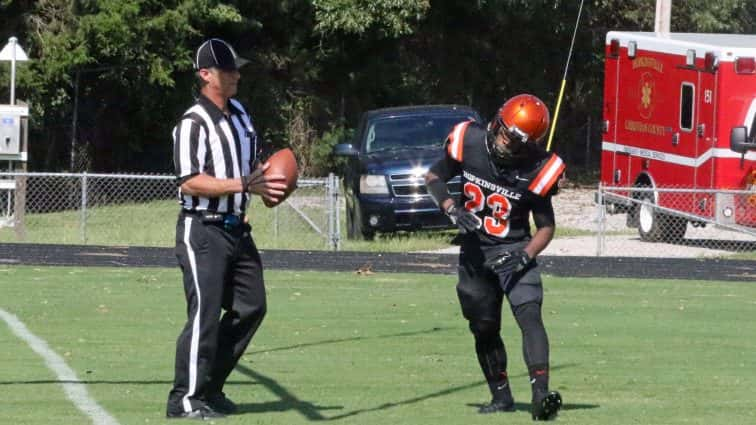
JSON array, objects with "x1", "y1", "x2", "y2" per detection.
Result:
[{"x1": 600, "y1": 31, "x2": 756, "y2": 241}]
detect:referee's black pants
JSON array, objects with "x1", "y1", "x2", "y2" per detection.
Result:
[{"x1": 167, "y1": 212, "x2": 267, "y2": 413}]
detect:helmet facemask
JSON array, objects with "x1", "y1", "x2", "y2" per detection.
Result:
[{"x1": 487, "y1": 119, "x2": 529, "y2": 165}]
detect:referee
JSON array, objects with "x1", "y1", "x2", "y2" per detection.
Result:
[{"x1": 166, "y1": 38, "x2": 287, "y2": 420}]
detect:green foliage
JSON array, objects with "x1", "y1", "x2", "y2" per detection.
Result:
[
  {"x1": 675, "y1": 0, "x2": 751, "y2": 32},
  {"x1": 1, "y1": 1, "x2": 754, "y2": 174},
  {"x1": 313, "y1": 0, "x2": 430, "y2": 37},
  {"x1": 15, "y1": 0, "x2": 252, "y2": 171},
  {"x1": 309, "y1": 124, "x2": 353, "y2": 174}
]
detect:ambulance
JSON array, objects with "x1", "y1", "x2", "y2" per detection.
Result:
[{"x1": 600, "y1": 31, "x2": 756, "y2": 242}]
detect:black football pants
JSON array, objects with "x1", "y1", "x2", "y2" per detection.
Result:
[
  {"x1": 456, "y1": 237, "x2": 550, "y2": 396},
  {"x1": 168, "y1": 212, "x2": 267, "y2": 413}
]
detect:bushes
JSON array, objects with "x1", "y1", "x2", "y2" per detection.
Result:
[{"x1": 309, "y1": 125, "x2": 354, "y2": 176}]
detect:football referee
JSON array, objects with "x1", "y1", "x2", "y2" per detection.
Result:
[{"x1": 166, "y1": 38, "x2": 287, "y2": 420}]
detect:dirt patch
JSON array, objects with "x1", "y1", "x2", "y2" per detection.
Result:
[{"x1": 553, "y1": 188, "x2": 625, "y2": 232}]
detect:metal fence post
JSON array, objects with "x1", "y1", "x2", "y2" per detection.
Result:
[
  {"x1": 327, "y1": 173, "x2": 341, "y2": 251},
  {"x1": 326, "y1": 174, "x2": 331, "y2": 250},
  {"x1": 80, "y1": 172, "x2": 88, "y2": 243},
  {"x1": 326, "y1": 174, "x2": 333, "y2": 250},
  {"x1": 334, "y1": 174, "x2": 340, "y2": 251}
]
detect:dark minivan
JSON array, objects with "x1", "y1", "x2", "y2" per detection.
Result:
[{"x1": 334, "y1": 105, "x2": 482, "y2": 240}]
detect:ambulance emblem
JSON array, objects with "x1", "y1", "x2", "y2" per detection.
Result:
[{"x1": 638, "y1": 72, "x2": 655, "y2": 119}]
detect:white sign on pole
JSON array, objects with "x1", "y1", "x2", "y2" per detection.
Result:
[
  {"x1": 0, "y1": 38, "x2": 29, "y2": 61},
  {"x1": 0, "y1": 37, "x2": 29, "y2": 105}
]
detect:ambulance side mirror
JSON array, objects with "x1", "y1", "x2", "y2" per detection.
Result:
[{"x1": 730, "y1": 126, "x2": 756, "y2": 153}]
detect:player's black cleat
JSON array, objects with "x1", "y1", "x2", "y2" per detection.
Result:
[
  {"x1": 205, "y1": 392, "x2": 238, "y2": 415},
  {"x1": 478, "y1": 399, "x2": 515, "y2": 414},
  {"x1": 532, "y1": 390, "x2": 562, "y2": 421},
  {"x1": 166, "y1": 403, "x2": 226, "y2": 420}
]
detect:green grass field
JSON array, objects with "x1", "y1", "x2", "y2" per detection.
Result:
[{"x1": 1, "y1": 266, "x2": 755, "y2": 425}]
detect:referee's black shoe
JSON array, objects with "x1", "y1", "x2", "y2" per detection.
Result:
[
  {"x1": 532, "y1": 390, "x2": 562, "y2": 421},
  {"x1": 166, "y1": 403, "x2": 226, "y2": 420},
  {"x1": 205, "y1": 392, "x2": 238, "y2": 415}
]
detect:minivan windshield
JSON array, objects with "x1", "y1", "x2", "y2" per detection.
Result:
[{"x1": 365, "y1": 114, "x2": 477, "y2": 153}]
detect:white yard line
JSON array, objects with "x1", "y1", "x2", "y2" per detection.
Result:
[{"x1": 0, "y1": 308, "x2": 120, "y2": 425}]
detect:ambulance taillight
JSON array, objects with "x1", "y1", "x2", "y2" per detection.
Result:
[
  {"x1": 735, "y1": 57, "x2": 755, "y2": 74},
  {"x1": 705, "y1": 52, "x2": 718, "y2": 72},
  {"x1": 609, "y1": 39, "x2": 620, "y2": 58}
]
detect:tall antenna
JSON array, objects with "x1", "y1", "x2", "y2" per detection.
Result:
[{"x1": 546, "y1": 0, "x2": 585, "y2": 152}]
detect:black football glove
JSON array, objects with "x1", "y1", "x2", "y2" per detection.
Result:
[
  {"x1": 483, "y1": 249, "x2": 532, "y2": 275},
  {"x1": 445, "y1": 204, "x2": 482, "y2": 234}
]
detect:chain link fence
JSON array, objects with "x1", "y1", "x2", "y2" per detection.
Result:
[
  {"x1": 0, "y1": 172, "x2": 341, "y2": 250},
  {"x1": 1, "y1": 173, "x2": 753, "y2": 257},
  {"x1": 595, "y1": 184, "x2": 756, "y2": 256}
]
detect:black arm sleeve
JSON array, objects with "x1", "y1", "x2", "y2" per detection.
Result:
[
  {"x1": 427, "y1": 156, "x2": 461, "y2": 208},
  {"x1": 428, "y1": 154, "x2": 461, "y2": 183},
  {"x1": 531, "y1": 195, "x2": 556, "y2": 229}
]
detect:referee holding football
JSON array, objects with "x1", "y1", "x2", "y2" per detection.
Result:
[{"x1": 166, "y1": 38, "x2": 287, "y2": 420}]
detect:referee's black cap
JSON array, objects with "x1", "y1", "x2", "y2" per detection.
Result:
[{"x1": 194, "y1": 38, "x2": 249, "y2": 71}]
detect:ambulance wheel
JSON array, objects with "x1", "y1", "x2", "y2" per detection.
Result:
[
  {"x1": 637, "y1": 192, "x2": 663, "y2": 241},
  {"x1": 637, "y1": 192, "x2": 686, "y2": 242}
]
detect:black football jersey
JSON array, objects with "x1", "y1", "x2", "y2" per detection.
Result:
[{"x1": 443, "y1": 120, "x2": 565, "y2": 245}]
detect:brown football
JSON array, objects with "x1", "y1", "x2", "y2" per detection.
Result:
[{"x1": 262, "y1": 148, "x2": 298, "y2": 208}]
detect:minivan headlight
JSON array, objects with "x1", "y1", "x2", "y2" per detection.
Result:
[{"x1": 360, "y1": 174, "x2": 389, "y2": 194}]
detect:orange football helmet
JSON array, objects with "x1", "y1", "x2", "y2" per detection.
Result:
[{"x1": 491, "y1": 94, "x2": 550, "y2": 143}]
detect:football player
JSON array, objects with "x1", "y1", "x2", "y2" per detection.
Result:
[{"x1": 425, "y1": 94, "x2": 565, "y2": 420}]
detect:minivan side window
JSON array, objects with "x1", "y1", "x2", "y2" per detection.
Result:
[{"x1": 680, "y1": 83, "x2": 695, "y2": 131}]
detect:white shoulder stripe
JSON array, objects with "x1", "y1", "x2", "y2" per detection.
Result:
[
  {"x1": 448, "y1": 121, "x2": 469, "y2": 161},
  {"x1": 531, "y1": 156, "x2": 564, "y2": 195},
  {"x1": 449, "y1": 128, "x2": 462, "y2": 158}
]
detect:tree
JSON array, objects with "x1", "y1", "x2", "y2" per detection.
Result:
[
  {"x1": 313, "y1": 0, "x2": 430, "y2": 37},
  {"x1": 20, "y1": 0, "x2": 247, "y2": 171},
  {"x1": 3, "y1": 0, "x2": 754, "y2": 175}
]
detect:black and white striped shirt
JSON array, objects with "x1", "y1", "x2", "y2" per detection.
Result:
[{"x1": 173, "y1": 94, "x2": 261, "y2": 214}]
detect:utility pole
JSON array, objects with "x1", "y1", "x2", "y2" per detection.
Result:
[
  {"x1": 0, "y1": 37, "x2": 29, "y2": 240},
  {"x1": 655, "y1": 0, "x2": 672, "y2": 34}
]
